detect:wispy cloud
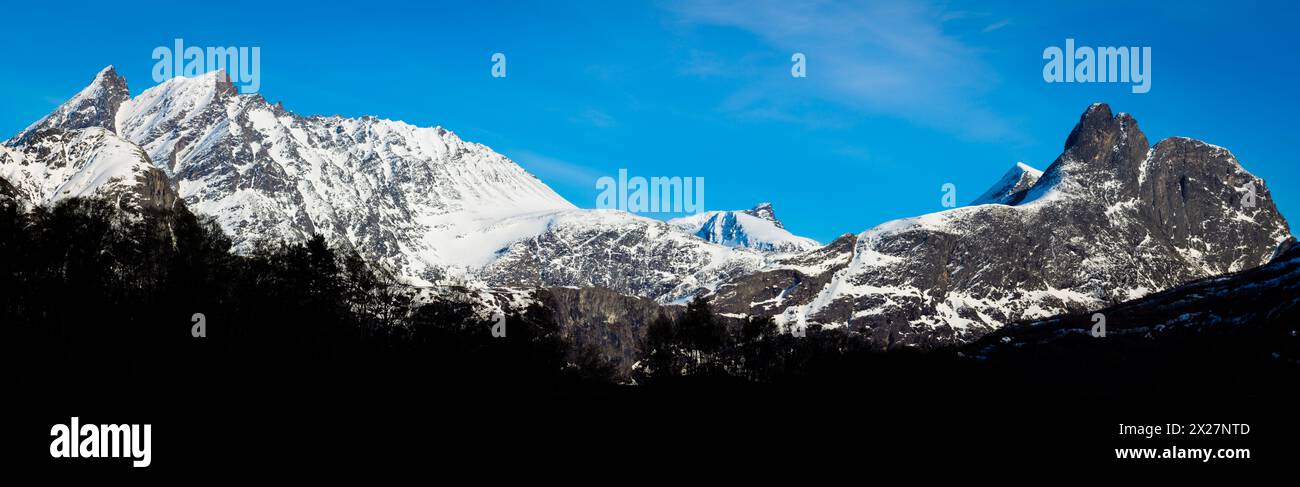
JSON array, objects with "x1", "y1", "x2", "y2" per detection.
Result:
[
  {"x1": 677, "y1": 49, "x2": 739, "y2": 78},
  {"x1": 508, "y1": 150, "x2": 605, "y2": 188},
  {"x1": 663, "y1": 0, "x2": 1020, "y2": 141},
  {"x1": 570, "y1": 107, "x2": 617, "y2": 128},
  {"x1": 982, "y1": 19, "x2": 1012, "y2": 33}
]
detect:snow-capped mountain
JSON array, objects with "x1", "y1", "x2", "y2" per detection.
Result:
[
  {"x1": 709, "y1": 104, "x2": 1291, "y2": 347},
  {"x1": 971, "y1": 162, "x2": 1042, "y2": 205},
  {"x1": 5, "y1": 67, "x2": 802, "y2": 296},
  {"x1": 8, "y1": 67, "x2": 583, "y2": 282},
  {"x1": 669, "y1": 203, "x2": 820, "y2": 253}
]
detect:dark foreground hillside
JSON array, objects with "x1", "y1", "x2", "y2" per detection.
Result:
[{"x1": 3, "y1": 197, "x2": 1296, "y2": 473}]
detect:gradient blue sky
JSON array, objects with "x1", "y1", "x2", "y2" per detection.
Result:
[{"x1": 2, "y1": 0, "x2": 1296, "y2": 242}]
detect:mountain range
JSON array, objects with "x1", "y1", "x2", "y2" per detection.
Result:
[
  {"x1": 2, "y1": 67, "x2": 1292, "y2": 351},
  {"x1": 708, "y1": 103, "x2": 1290, "y2": 346}
]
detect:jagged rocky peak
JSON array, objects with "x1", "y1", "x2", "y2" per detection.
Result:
[
  {"x1": 1063, "y1": 102, "x2": 1143, "y2": 153},
  {"x1": 210, "y1": 69, "x2": 239, "y2": 96},
  {"x1": 972, "y1": 162, "x2": 1042, "y2": 205},
  {"x1": 743, "y1": 202, "x2": 783, "y2": 228},
  {"x1": 8, "y1": 66, "x2": 131, "y2": 145},
  {"x1": 1037, "y1": 102, "x2": 1149, "y2": 199}
]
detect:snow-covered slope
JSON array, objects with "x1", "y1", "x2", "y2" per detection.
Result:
[
  {"x1": 1, "y1": 127, "x2": 172, "y2": 210},
  {"x1": 103, "y1": 69, "x2": 571, "y2": 282},
  {"x1": 669, "y1": 203, "x2": 819, "y2": 253}
]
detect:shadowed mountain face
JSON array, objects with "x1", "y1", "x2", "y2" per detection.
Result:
[
  {"x1": 974, "y1": 238, "x2": 1300, "y2": 354},
  {"x1": 709, "y1": 104, "x2": 1290, "y2": 348},
  {"x1": 963, "y1": 239, "x2": 1300, "y2": 396}
]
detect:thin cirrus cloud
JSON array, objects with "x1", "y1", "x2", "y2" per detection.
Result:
[
  {"x1": 570, "y1": 107, "x2": 618, "y2": 129},
  {"x1": 508, "y1": 150, "x2": 605, "y2": 190},
  {"x1": 662, "y1": 0, "x2": 1020, "y2": 142},
  {"x1": 982, "y1": 19, "x2": 1012, "y2": 33}
]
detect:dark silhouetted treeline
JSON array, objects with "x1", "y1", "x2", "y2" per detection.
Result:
[
  {"x1": 0, "y1": 196, "x2": 979, "y2": 395},
  {"x1": 636, "y1": 296, "x2": 985, "y2": 391},
  {"x1": 0, "y1": 197, "x2": 609, "y2": 397}
]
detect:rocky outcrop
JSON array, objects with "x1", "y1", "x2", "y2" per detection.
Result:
[
  {"x1": 531, "y1": 286, "x2": 682, "y2": 380},
  {"x1": 743, "y1": 202, "x2": 783, "y2": 228}
]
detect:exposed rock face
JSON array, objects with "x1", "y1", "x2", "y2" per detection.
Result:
[
  {"x1": 710, "y1": 104, "x2": 1290, "y2": 348},
  {"x1": 531, "y1": 286, "x2": 682, "y2": 380}
]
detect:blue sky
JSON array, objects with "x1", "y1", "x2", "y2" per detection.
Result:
[{"x1": 2, "y1": 0, "x2": 1296, "y2": 242}]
